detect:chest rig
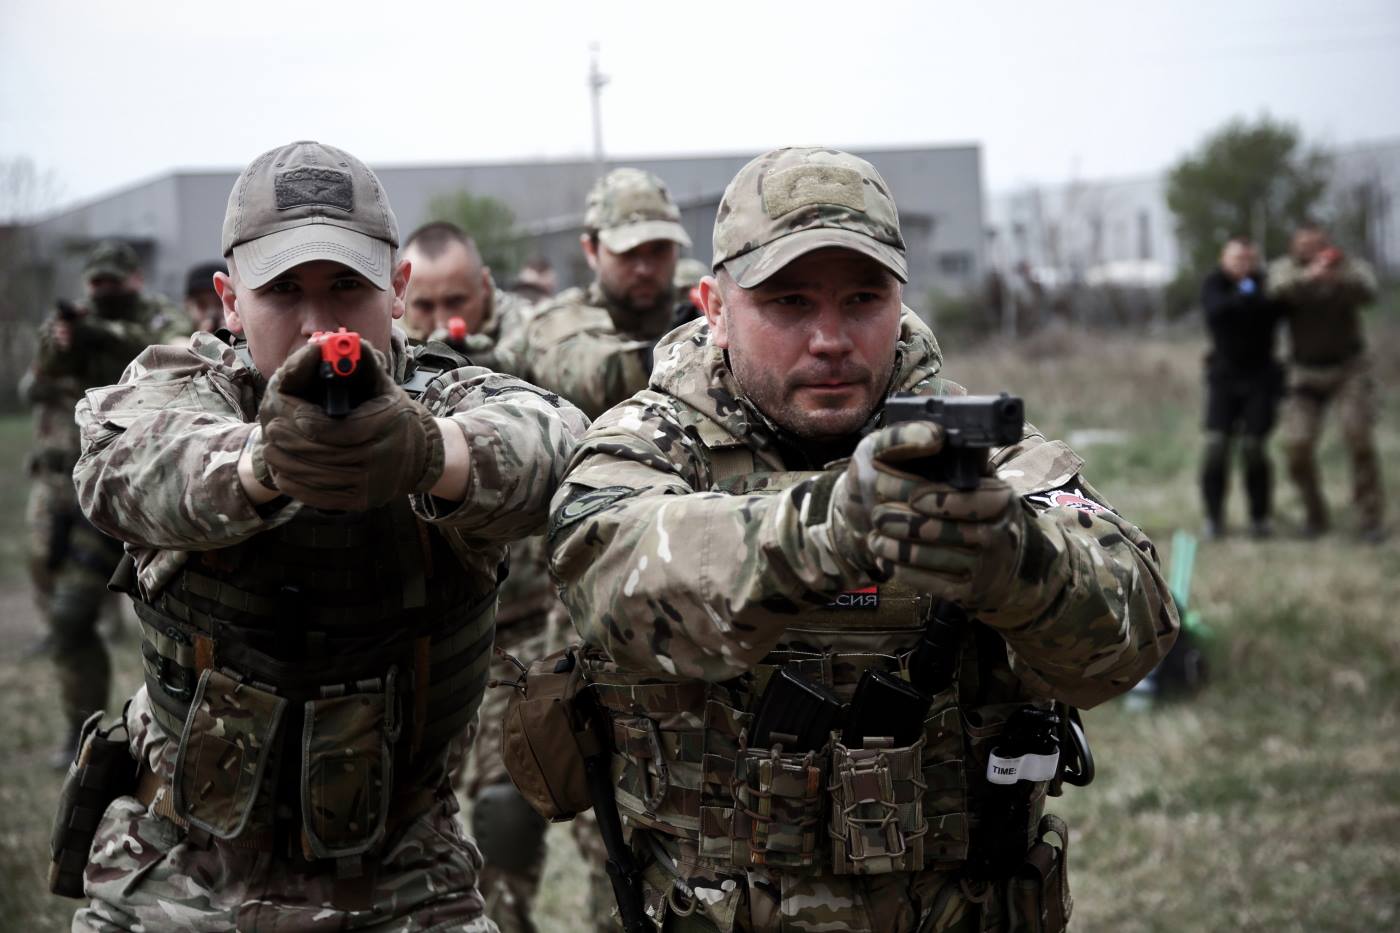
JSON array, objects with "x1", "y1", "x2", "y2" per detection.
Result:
[
  {"x1": 587, "y1": 432, "x2": 1061, "y2": 883},
  {"x1": 126, "y1": 356, "x2": 499, "y2": 864}
]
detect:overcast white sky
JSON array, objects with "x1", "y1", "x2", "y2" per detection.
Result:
[{"x1": 3, "y1": 0, "x2": 1398, "y2": 213}]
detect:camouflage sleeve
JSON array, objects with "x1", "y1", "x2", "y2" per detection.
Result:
[
  {"x1": 548, "y1": 398, "x2": 861, "y2": 681},
  {"x1": 75, "y1": 341, "x2": 301, "y2": 550},
  {"x1": 1265, "y1": 258, "x2": 1306, "y2": 302},
  {"x1": 981, "y1": 431, "x2": 1179, "y2": 708},
  {"x1": 523, "y1": 313, "x2": 652, "y2": 419},
  {"x1": 1333, "y1": 257, "x2": 1379, "y2": 306},
  {"x1": 412, "y1": 367, "x2": 589, "y2": 542}
]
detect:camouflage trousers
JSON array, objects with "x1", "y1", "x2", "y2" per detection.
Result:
[
  {"x1": 463, "y1": 597, "x2": 615, "y2": 933},
  {"x1": 27, "y1": 472, "x2": 124, "y2": 729},
  {"x1": 73, "y1": 687, "x2": 498, "y2": 932},
  {"x1": 1279, "y1": 356, "x2": 1385, "y2": 532},
  {"x1": 632, "y1": 830, "x2": 1070, "y2": 933}
]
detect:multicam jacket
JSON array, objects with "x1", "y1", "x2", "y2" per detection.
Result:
[
  {"x1": 547, "y1": 311, "x2": 1177, "y2": 930},
  {"x1": 496, "y1": 281, "x2": 672, "y2": 418},
  {"x1": 73, "y1": 330, "x2": 587, "y2": 855}
]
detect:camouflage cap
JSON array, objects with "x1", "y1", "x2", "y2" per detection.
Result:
[
  {"x1": 83, "y1": 240, "x2": 141, "y2": 280},
  {"x1": 585, "y1": 168, "x2": 692, "y2": 253},
  {"x1": 712, "y1": 147, "x2": 907, "y2": 287},
  {"x1": 221, "y1": 140, "x2": 399, "y2": 290}
]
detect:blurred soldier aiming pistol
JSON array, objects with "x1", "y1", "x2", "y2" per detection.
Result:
[
  {"x1": 20, "y1": 241, "x2": 182, "y2": 769},
  {"x1": 1267, "y1": 223, "x2": 1385, "y2": 541},
  {"x1": 538, "y1": 146, "x2": 1177, "y2": 933},
  {"x1": 1199, "y1": 236, "x2": 1282, "y2": 539},
  {"x1": 53, "y1": 140, "x2": 587, "y2": 930}
]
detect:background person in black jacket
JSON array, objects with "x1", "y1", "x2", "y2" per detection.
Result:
[{"x1": 1200, "y1": 236, "x2": 1282, "y2": 538}]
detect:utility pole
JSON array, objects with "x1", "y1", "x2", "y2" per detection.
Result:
[{"x1": 588, "y1": 43, "x2": 609, "y2": 179}]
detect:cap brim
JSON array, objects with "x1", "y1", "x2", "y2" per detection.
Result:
[
  {"x1": 84, "y1": 263, "x2": 129, "y2": 280},
  {"x1": 598, "y1": 220, "x2": 692, "y2": 254},
  {"x1": 722, "y1": 228, "x2": 908, "y2": 288},
  {"x1": 231, "y1": 222, "x2": 392, "y2": 290}
]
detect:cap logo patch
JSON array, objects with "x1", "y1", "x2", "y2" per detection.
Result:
[
  {"x1": 763, "y1": 165, "x2": 865, "y2": 219},
  {"x1": 275, "y1": 168, "x2": 353, "y2": 212}
]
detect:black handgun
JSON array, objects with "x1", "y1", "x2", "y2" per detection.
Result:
[
  {"x1": 749, "y1": 668, "x2": 843, "y2": 753},
  {"x1": 842, "y1": 668, "x2": 929, "y2": 748},
  {"x1": 883, "y1": 393, "x2": 1024, "y2": 490},
  {"x1": 54, "y1": 299, "x2": 84, "y2": 323}
]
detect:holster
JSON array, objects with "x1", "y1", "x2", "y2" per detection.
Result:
[
  {"x1": 1006, "y1": 815, "x2": 1072, "y2": 933},
  {"x1": 501, "y1": 645, "x2": 597, "y2": 821},
  {"x1": 48, "y1": 710, "x2": 138, "y2": 899}
]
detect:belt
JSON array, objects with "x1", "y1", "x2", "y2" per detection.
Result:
[{"x1": 134, "y1": 765, "x2": 440, "y2": 857}]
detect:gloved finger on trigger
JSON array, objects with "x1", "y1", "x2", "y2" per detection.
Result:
[
  {"x1": 870, "y1": 421, "x2": 945, "y2": 462},
  {"x1": 286, "y1": 397, "x2": 405, "y2": 447},
  {"x1": 907, "y1": 482, "x2": 1015, "y2": 520},
  {"x1": 265, "y1": 341, "x2": 327, "y2": 399}
]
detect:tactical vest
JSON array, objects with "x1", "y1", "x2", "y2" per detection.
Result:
[
  {"x1": 587, "y1": 438, "x2": 1055, "y2": 877},
  {"x1": 126, "y1": 355, "x2": 499, "y2": 861}
]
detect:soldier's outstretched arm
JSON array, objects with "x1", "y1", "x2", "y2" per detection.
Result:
[
  {"x1": 75, "y1": 339, "x2": 300, "y2": 550},
  {"x1": 974, "y1": 433, "x2": 1179, "y2": 708},
  {"x1": 548, "y1": 398, "x2": 871, "y2": 682},
  {"x1": 409, "y1": 366, "x2": 590, "y2": 542}
]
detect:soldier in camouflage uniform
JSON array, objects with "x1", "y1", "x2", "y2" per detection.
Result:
[
  {"x1": 68, "y1": 141, "x2": 587, "y2": 931},
  {"x1": 401, "y1": 221, "x2": 534, "y2": 372},
  {"x1": 400, "y1": 219, "x2": 564, "y2": 933},
  {"x1": 497, "y1": 167, "x2": 691, "y2": 418},
  {"x1": 548, "y1": 147, "x2": 1178, "y2": 932},
  {"x1": 480, "y1": 167, "x2": 693, "y2": 932},
  {"x1": 1267, "y1": 223, "x2": 1386, "y2": 541},
  {"x1": 21, "y1": 240, "x2": 183, "y2": 766}
]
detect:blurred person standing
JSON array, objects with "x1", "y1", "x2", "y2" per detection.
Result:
[
  {"x1": 510, "y1": 256, "x2": 557, "y2": 305},
  {"x1": 672, "y1": 255, "x2": 708, "y2": 326},
  {"x1": 480, "y1": 168, "x2": 690, "y2": 931},
  {"x1": 20, "y1": 240, "x2": 181, "y2": 766},
  {"x1": 401, "y1": 221, "x2": 531, "y2": 371},
  {"x1": 1199, "y1": 236, "x2": 1282, "y2": 538},
  {"x1": 1268, "y1": 224, "x2": 1385, "y2": 541},
  {"x1": 183, "y1": 260, "x2": 228, "y2": 333}
]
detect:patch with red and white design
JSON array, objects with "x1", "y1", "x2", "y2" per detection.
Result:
[
  {"x1": 827, "y1": 586, "x2": 880, "y2": 610},
  {"x1": 1026, "y1": 485, "x2": 1111, "y2": 515}
]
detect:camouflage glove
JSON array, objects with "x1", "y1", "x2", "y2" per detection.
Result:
[
  {"x1": 841, "y1": 421, "x2": 1050, "y2": 618},
  {"x1": 823, "y1": 421, "x2": 954, "y2": 580},
  {"x1": 258, "y1": 341, "x2": 445, "y2": 511}
]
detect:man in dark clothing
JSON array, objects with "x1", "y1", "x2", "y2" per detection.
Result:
[{"x1": 1200, "y1": 236, "x2": 1282, "y2": 538}]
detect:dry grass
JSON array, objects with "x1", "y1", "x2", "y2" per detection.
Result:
[{"x1": 1, "y1": 306, "x2": 1397, "y2": 930}]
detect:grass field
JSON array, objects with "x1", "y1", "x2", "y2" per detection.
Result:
[{"x1": 0, "y1": 310, "x2": 1397, "y2": 931}]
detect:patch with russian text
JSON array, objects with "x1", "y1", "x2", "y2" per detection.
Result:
[
  {"x1": 1025, "y1": 484, "x2": 1110, "y2": 515},
  {"x1": 826, "y1": 585, "x2": 880, "y2": 610}
]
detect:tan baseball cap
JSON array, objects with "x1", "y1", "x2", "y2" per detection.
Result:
[
  {"x1": 221, "y1": 141, "x2": 399, "y2": 290},
  {"x1": 83, "y1": 240, "x2": 141, "y2": 280},
  {"x1": 585, "y1": 168, "x2": 691, "y2": 253},
  {"x1": 712, "y1": 147, "x2": 907, "y2": 288}
]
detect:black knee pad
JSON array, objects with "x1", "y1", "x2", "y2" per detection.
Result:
[{"x1": 472, "y1": 781, "x2": 549, "y2": 874}]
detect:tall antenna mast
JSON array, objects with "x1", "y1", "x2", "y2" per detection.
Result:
[{"x1": 588, "y1": 42, "x2": 609, "y2": 178}]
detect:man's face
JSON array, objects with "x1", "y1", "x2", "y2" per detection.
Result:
[
  {"x1": 583, "y1": 236, "x2": 679, "y2": 317},
  {"x1": 215, "y1": 258, "x2": 408, "y2": 376},
  {"x1": 703, "y1": 248, "x2": 903, "y2": 439},
  {"x1": 86, "y1": 272, "x2": 141, "y2": 299},
  {"x1": 1292, "y1": 229, "x2": 1328, "y2": 263},
  {"x1": 185, "y1": 291, "x2": 223, "y2": 329},
  {"x1": 403, "y1": 241, "x2": 491, "y2": 335},
  {"x1": 1220, "y1": 242, "x2": 1255, "y2": 280}
]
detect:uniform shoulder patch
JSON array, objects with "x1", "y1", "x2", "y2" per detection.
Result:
[
  {"x1": 549, "y1": 485, "x2": 636, "y2": 539},
  {"x1": 1025, "y1": 483, "x2": 1112, "y2": 515}
]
